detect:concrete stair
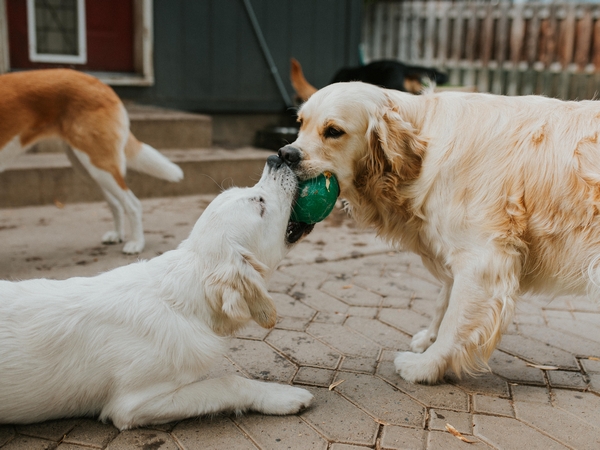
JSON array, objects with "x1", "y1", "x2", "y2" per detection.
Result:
[{"x1": 1, "y1": 104, "x2": 274, "y2": 208}]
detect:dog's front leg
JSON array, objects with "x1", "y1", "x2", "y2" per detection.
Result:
[
  {"x1": 410, "y1": 281, "x2": 452, "y2": 353},
  {"x1": 106, "y1": 375, "x2": 313, "y2": 430},
  {"x1": 395, "y1": 251, "x2": 520, "y2": 384}
]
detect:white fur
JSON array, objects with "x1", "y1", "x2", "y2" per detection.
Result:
[
  {"x1": 0, "y1": 161, "x2": 312, "y2": 429},
  {"x1": 292, "y1": 81, "x2": 600, "y2": 384},
  {"x1": 127, "y1": 143, "x2": 184, "y2": 182}
]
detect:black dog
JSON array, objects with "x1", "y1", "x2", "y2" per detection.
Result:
[{"x1": 290, "y1": 58, "x2": 448, "y2": 102}]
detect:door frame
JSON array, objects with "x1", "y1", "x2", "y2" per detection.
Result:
[{"x1": 0, "y1": 0, "x2": 154, "y2": 86}]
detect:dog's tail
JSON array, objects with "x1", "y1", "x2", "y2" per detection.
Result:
[
  {"x1": 290, "y1": 58, "x2": 318, "y2": 103},
  {"x1": 124, "y1": 132, "x2": 184, "y2": 182}
]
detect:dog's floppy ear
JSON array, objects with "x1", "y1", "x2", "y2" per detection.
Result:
[
  {"x1": 362, "y1": 100, "x2": 427, "y2": 183},
  {"x1": 206, "y1": 249, "x2": 277, "y2": 335}
]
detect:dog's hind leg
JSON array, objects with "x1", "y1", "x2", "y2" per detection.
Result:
[
  {"x1": 70, "y1": 148, "x2": 144, "y2": 254},
  {"x1": 395, "y1": 248, "x2": 520, "y2": 384},
  {"x1": 0, "y1": 136, "x2": 28, "y2": 172},
  {"x1": 105, "y1": 375, "x2": 314, "y2": 430}
]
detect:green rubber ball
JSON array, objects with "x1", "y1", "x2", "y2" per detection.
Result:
[{"x1": 291, "y1": 172, "x2": 339, "y2": 224}]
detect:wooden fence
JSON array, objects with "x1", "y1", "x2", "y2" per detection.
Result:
[{"x1": 362, "y1": 1, "x2": 600, "y2": 99}]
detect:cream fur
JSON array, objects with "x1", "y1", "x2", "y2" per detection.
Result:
[
  {"x1": 291, "y1": 81, "x2": 600, "y2": 383},
  {"x1": 0, "y1": 161, "x2": 312, "y2": 429}
]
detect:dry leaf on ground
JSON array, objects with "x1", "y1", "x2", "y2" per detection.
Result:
[{"x1": 445, "y1": 423, "x2": 476, "y2": 444}]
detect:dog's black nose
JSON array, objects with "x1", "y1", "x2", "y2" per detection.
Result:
[
  {"x1": 266, "y1": 154, "x2": 284, "y2": 169},
  {"x1": 278, "y1": 145, "x2": 301, "y2": 167}
]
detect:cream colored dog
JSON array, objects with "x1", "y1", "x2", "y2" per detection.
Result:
[
  {"x1": 0, "y1": 156, "x2": 313, "y2": 429},
  {"x1": 0, "y1": 69, "x2": 183, "y2": 254},
  {"x1": 280, "y1": 81, "x2": 600, "y2": 384}
]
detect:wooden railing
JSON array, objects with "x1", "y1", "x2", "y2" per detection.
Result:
[{"x1": 362, "y1": 1, "x2": 600, "y2": 99}]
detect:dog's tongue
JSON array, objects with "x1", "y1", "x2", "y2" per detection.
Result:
[{"x1": 286, "y1": 221, "x2": 314, "y2": 244}]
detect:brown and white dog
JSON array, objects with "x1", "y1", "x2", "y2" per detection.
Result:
[
  {"x1": 0, "y1": 69, "x2": 183, "y2": 254},
  {"x1": 280, "y1": 81, "x2": 600, "y2": 384}
]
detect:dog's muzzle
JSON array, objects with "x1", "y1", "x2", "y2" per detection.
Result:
[{"x1": 266, "y1": 153, "x2": 314, "y2": 245}]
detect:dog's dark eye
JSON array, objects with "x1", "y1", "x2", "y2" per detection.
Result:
[{"x1": 324, "y1": 126, "x2": 345, "y2": 139}]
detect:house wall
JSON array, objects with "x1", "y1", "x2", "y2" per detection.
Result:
[{"x1": 115, "y1": 0, "x2": 363, "y2": 113}]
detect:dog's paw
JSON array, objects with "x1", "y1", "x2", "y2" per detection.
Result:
[
  {"x1": 254, "y1": 384, "x2": 313, "y2": 415},
  {"x1": 122, "y1": 240, "x2": 144, "y2": 254},
  {"x1": 410, "y1": 329, "x2": 436, "y2": 353},
  {"x1": 394, "y1": 351, "x2": 445, "y2": 384},
  {"x1": 102, "y1": 231, "x2": 123, "y2": 245}
]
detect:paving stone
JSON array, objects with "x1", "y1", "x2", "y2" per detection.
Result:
[
  {"x1": 344, "y1": 317, "x2": 412, "y2": 351},
  {"x1": 57, "y1": 444, "x2": 97, "y2": 450},
  {"x1": 426, "y1": 430, "x2": 490, "y2": 449},
  {"x1": 510, "y1": 385, "x2": 551, "y2": 404},
  {"x1": 547, "y1": 370, "x2": 588, "y2": 389},
  {"x1": 429, "y1": 410, "x2": 472, "y2": 436},
  {"x1": 498, "y1": 334, "x2": 579, "y2": 369},
  {"x1": 234, "y1": 414, "x2": 326, "y2": 450},
  {"x1": 1, "y1": 436, "x2": 57, "y2": 450},
  {"x1": 378, "y1": 361, "x2": 469, "y2": 411},
  {"x1": 473, "y1": 414, "x2": 568, "y2": 449},
  {"x1": 346, "y1": 306, "x2": 378, "y2": 318},
  {"x1": 514, "y1": 401, "x2": 600, "y2": 449},
  {"x1": 447, "y1": 371, "x2": 510, "y2": 397},
  {"x1": 589, "y1": 373, "x2": 600, "y2": 394},
  {"x1": 294, "y1": 367, "x2": 336, "y2": 388},
  {"x1": 279, "y1": 265, "x2": 330, "y2": 290},
  {"x1": 352, "y1": 274, "x2": 438, "y2": 299},
  {"x1": 379, "y1": 425, "x2": 425, "y2": 450},
  {"x1": 307, "y1": 322, "x2": 381, "y2": 358},
  {"x1": 0, "y1": 427, "x2": 15, "y2": 447},
  {"x1": 266, "y1": 329, "x2": 341, "y2": 369},
  {"x1": 381, "y1": 296, "x2": 412, "y2": 309},
  {"x1": 290, "y1": 287, "x2": 349, "y2": 315},
  {"x1": 235, "y1": 321, "x2": 271, "y2": 340},
  {"x1": 378, "y1": 309, "x2": 430, "y2": 337},
  {"x1": 62, "y1": 420, "x2": 118, "y2": 448},
  {"x1": 271, "y1": 293, "x2": 316, "y2": 321},
  {"x1": 514, "y1": 313, "x2": 547, "y2": 326},
  {"x1": 517, "y1": 324, "x2": 600, "y2": 357},
  {"x1": 227, "y1": 338, "x2": 297, "y2": 382},
  {"x1": 410, "y1": 299, "x2": 435, "y2": 319},
  {"x1": 301, "y1": 387, "x2": 378, "y2": 446},
  {"x1": 488, "y1": 350, "x2": 545, "y2": 384},
  {"x1": 545, "y1": 312, "x2": 600, "y2": 344},
  {"x1": 580, "y1": 357, "x2": 600, "y2": 373},
  {"x1": 275, "y1": 316, "x2": 313, "y2": 331},
  {"x1": 573, "y1": 311, "x2": 600, "y2": 330},
  {"x1": 312, "y1": 311, "x2": 347, "y2": 324},
  {"x1": 172, "y1": 417, "x2": 257, "y2": 450},
  {"x1": 321, "y1": 280, "x2": 383, "y2": 307},
  {"x1": 106, "y1": 429, "x2": 178, "y2": 450},
  {"x1": 267, "y1": 270, "x2": 297, "y2": 294},
  {"x1": 340, "y1": 356, "x2": 378, "y2": 374},
  {"x1": 553, "y1": 389, "x2": 600, "y2": 429},
  {"x1": 472, "y1": 395, "x2": 514, "y2": 417},
  {"x1": 329, "y1": 444, "x2": 368, "y2": 450},
  {"x1": 332, "y1": 373, "x2": 425, "y2": 427},
  {"x1": 16, "y1": 420, "x2": 80, "y2": 442}
]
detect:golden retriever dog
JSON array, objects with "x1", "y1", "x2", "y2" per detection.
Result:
[
  {"x1": 0, "y1": 156, "x2": 313, "y2": 429},
  {"x1": 279, "y1": 81, "x2": 600, "y2": 384},
  {"x1": 0, "y1": 69, "x2": 183, "y2": 254}
]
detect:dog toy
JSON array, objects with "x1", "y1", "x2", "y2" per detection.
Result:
[{"x1": 291, "y1": 172, "x2": 339, "y2": 224}]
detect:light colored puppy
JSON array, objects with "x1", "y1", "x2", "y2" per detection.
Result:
[
  {"x1": 0, "y1": 69, "x2": 183, "y2": 254},
  {"x1": 0, "y1": 156, "x2": 313, "y2": 429},
  {"x1": 280, "y1": 81, "x2": 600, "y2": 384}
]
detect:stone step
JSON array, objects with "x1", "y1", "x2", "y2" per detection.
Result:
[
  {"x1": 30, "y1": 104, "x2": 212, "y2": 153},
  {"x1": 0, "y1": 148, "x2": 273, "y2": 208}
]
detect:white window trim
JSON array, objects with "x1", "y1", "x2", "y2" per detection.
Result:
[
  {"x1": 27, "y1": 0, "x2": 87, "y2": 64},
  {"x1": 0, "y1": 0, "x2": 154, "y2": 86}
]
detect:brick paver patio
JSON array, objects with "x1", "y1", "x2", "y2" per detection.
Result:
[{"x1": 0, "y1": 194, "x2": 598, "y2": 449}]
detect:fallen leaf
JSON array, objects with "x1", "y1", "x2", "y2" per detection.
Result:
[
  {"x1": 54, "y1": 199, "x2": 65, "y2": 209},
  {"x1": 445, "y1": 423, "x2": 476, "y2": 444},
  {"x1": 328, "y1": 379, "x2": 345, "y2": 390},
  {"x1": 588, "y1": 357, "x2": 600, "y2": 361},
  {"x1": 525, "y1": 363, "x2": 559, "y2": 370}
]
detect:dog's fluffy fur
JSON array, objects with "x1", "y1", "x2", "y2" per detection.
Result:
[
  {"x1": 285, "y1": 81, "x2": 600, "y2": 384},
  {"x1": 0, "y1": 69, "x2": 183, "y2": 254},
  {"x1": 0, "y1": 160, "x2": 313, "y2": 429}
]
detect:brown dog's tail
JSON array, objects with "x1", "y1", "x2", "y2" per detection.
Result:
[
  {"x1": 290, "y1": 58, "x2": 318, "y2": 103},
  {"x1": 124, "y1": 132, "x2": 183, "y2": 182}
]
